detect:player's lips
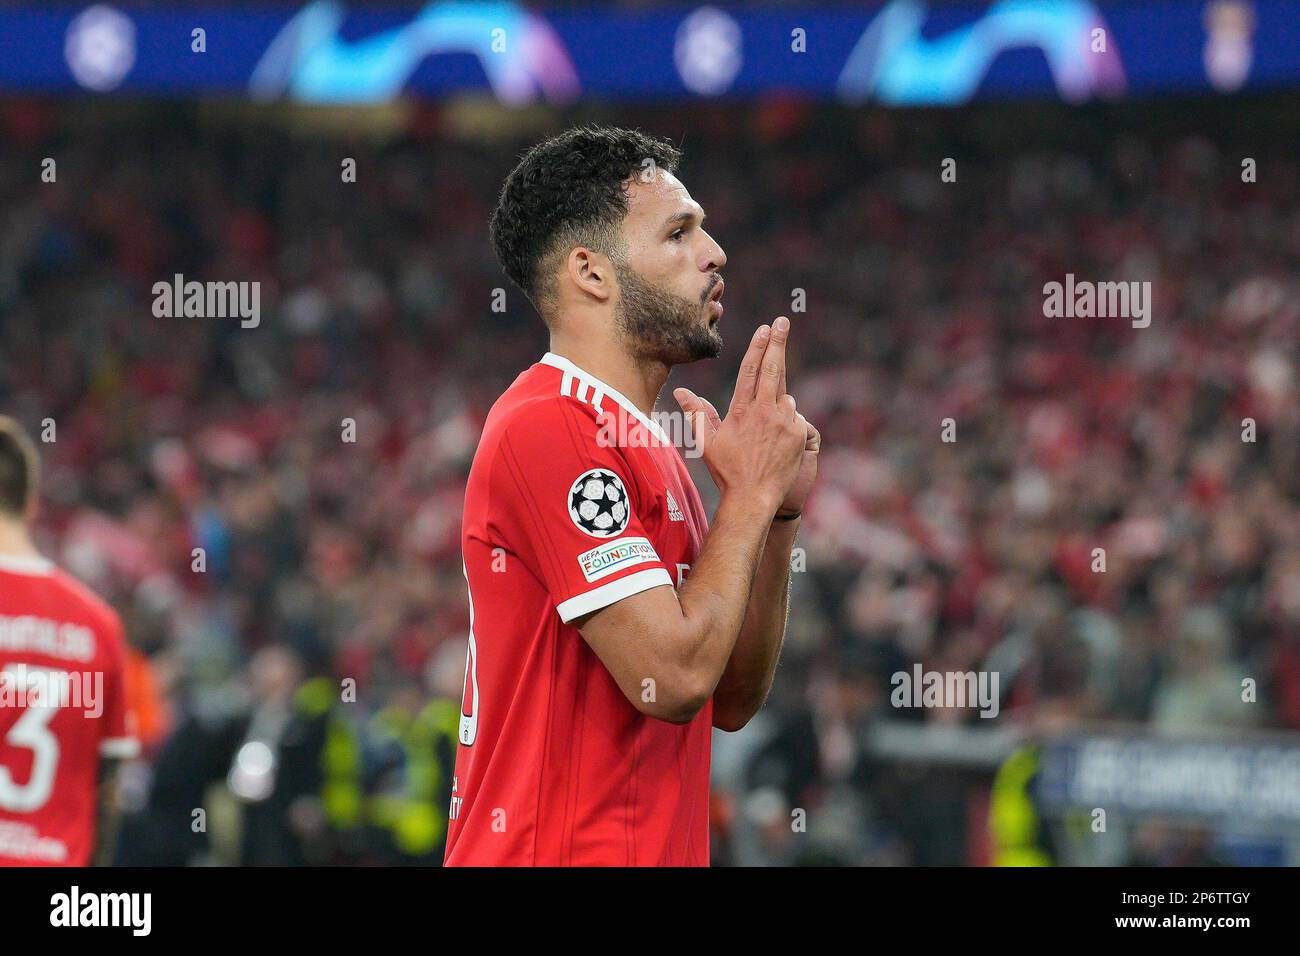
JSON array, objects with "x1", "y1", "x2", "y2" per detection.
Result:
[{"x1": 706, "y1": 278, "x2": 724, "y2": 317}]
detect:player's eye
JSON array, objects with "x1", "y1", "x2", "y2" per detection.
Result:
[{"x1": 668, "y1": 228, "x2": 685, "y2": 242}]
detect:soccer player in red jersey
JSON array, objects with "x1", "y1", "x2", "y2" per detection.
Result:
[
  {"x1": 445, "y1": 127, "x2": 821, "y2": 866},
  {"x1": 0, "y1": 417, "x2": 138, "y2": 866}
]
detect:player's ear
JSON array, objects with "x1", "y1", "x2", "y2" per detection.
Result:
[{"x1": 566, "y1": 246, "x2": 614, "y2": 304}]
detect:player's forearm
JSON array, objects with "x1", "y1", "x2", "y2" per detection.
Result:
[
  {"x1": 670, "y1": 493, "x2": 777, "y2": 708},
  {"x1": 712, "y1": 516, "x2": 796, "y2": 731}
]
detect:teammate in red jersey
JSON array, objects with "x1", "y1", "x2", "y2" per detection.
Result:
[
  {"x1": 445, "y1": 126, "x2": 821, "y2": 866},
  {"x1": 0, "y1": 417, "x2": 138, "y2": 866}
]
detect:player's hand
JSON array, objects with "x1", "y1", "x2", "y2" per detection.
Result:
[
  {"x1": 674, "y1": 316, "x2": 807, "y2": 518},
  {"x1": 778, "y1": 411, "x2": 821, "y2": 517}
]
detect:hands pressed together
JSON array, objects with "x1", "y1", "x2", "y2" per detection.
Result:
[{"x1": 673, "y1": 315, "x2": 821, "y2": 521}]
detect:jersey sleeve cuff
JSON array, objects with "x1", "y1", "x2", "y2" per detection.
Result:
[
  {"x1": 100, "y1": 737, "x2": 141, "y2": 759},
  {"x1": 555, "y1": 567, "x2": 674, "y2": 623}
]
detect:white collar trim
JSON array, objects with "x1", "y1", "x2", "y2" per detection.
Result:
[
  {"x1": 540, "y1": 351, "x2": 671, "y2": 444},
  {"x1": 0, "y1": 554, "x2": 54, "y2": 575}
]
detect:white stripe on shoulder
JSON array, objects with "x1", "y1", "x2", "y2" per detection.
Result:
[{"x1": 539, "y1": 352, "x2": 670, "y2": 443}]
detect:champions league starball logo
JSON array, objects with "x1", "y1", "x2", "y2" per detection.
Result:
[{"x1": 568, "y1": 469, "x2": 630, "y2": 537}]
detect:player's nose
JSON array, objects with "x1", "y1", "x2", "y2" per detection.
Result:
[{"x1": 701, "y1": 231, "x2": 726, "y2": 271}]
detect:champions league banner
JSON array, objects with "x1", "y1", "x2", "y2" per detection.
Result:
[
  {"x1": 1039, "y1": 735, "x2": 1300, "y2": 827},
  {"x1": 0, "y1": 0, "x2": 1296, "y2": 104}
]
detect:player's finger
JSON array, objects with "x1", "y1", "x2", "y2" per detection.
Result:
[
  {"x1": 674, "y1": 386, "x2": 720, "y2": 431},
  {"x1": 674, "y1": 387, "x2": 718, "y2": 451},
  {"x1": 778, "y1": 321, "x2": 789, "y2": 397},
  {"x1": 691, "y1": 393, "x2": 724, "y2": 461},
  {"x1": 805, "y1": 419, "x2": 822, "y2": 452},
  {"x1": 729, "y1": 324, "x2": 770, "y2": 413},
  {"x1": 694, "y1": 393, "x2": 723, "y2": 431},
  {"x1": 758, "y1": 316, "x2": 789, "y2": 405}
]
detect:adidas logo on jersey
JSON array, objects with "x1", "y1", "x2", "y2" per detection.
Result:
[{"x1": 666, "y1": 490, "x2": 685, "y2": 522}]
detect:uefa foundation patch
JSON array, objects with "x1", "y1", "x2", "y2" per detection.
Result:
[{"x1": 577, "y1": 537, "x2": 659, "y2": 582}]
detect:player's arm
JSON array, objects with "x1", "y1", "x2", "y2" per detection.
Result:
[
  {"x1": 574, "y1": 324, "x2": 807, "y2": 724},
  {"x1": 573, "y1": 493, "x2": 774, "y2": 723},
  {"x1": 709, "y1": 515, "x2": 798, "y2": 730},
  {"x1": 674, "y1": 317, "x2": 821, "y2": 731}
]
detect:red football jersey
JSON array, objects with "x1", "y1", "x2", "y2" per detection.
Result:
[
  {"x1": 446, "y1": 351, "x2": 712, "y2": 866},
  {"x1": 0, "y1": 555, "x2": 138, "y2": 866}
]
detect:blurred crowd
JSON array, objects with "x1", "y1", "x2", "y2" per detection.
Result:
[{"x1": 0, "y1": 94, "x2": 1296, "y2": 865}]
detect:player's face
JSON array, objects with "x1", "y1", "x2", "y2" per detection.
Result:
[{"x1": 615, "y1": 170, "x2": 727, "y2": 364}]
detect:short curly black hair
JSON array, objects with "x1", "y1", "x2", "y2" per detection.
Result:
[{"x1": 489, "y1": 125, "x2": 683, "y2": 323}]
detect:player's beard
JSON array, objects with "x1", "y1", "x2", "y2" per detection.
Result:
[{"x1": 613, "y1": 260, "x2": 723, "y2": 364}]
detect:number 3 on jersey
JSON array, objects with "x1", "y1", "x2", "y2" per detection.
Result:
[{"x1": 0, "y1": 665, "x2": 65, "y2": 813}]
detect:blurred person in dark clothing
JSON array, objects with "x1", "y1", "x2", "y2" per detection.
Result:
[
  {"x1": 744, "y1": 643, "x2": 895, "y2": 864},
  {"x1": 229, "y1": 644, "x2": 332, "y2": 866},
  {"x1": 747, "y1": 644, "x2": 887, "y2": 809},
  {"x1": 112, "y1": 698, "x2": 246, "y2": 866},
  {"x1": 115, "y1": 644, "x2": 334, "y2": 865}
]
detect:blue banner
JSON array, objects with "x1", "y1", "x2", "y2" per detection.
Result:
[
  {"x1": 2, "y1": 1, "x2": 1297, "y2": 104},
  {"x1": 1039, "y1": 735, "x2": 1300, "y2": 825}
]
